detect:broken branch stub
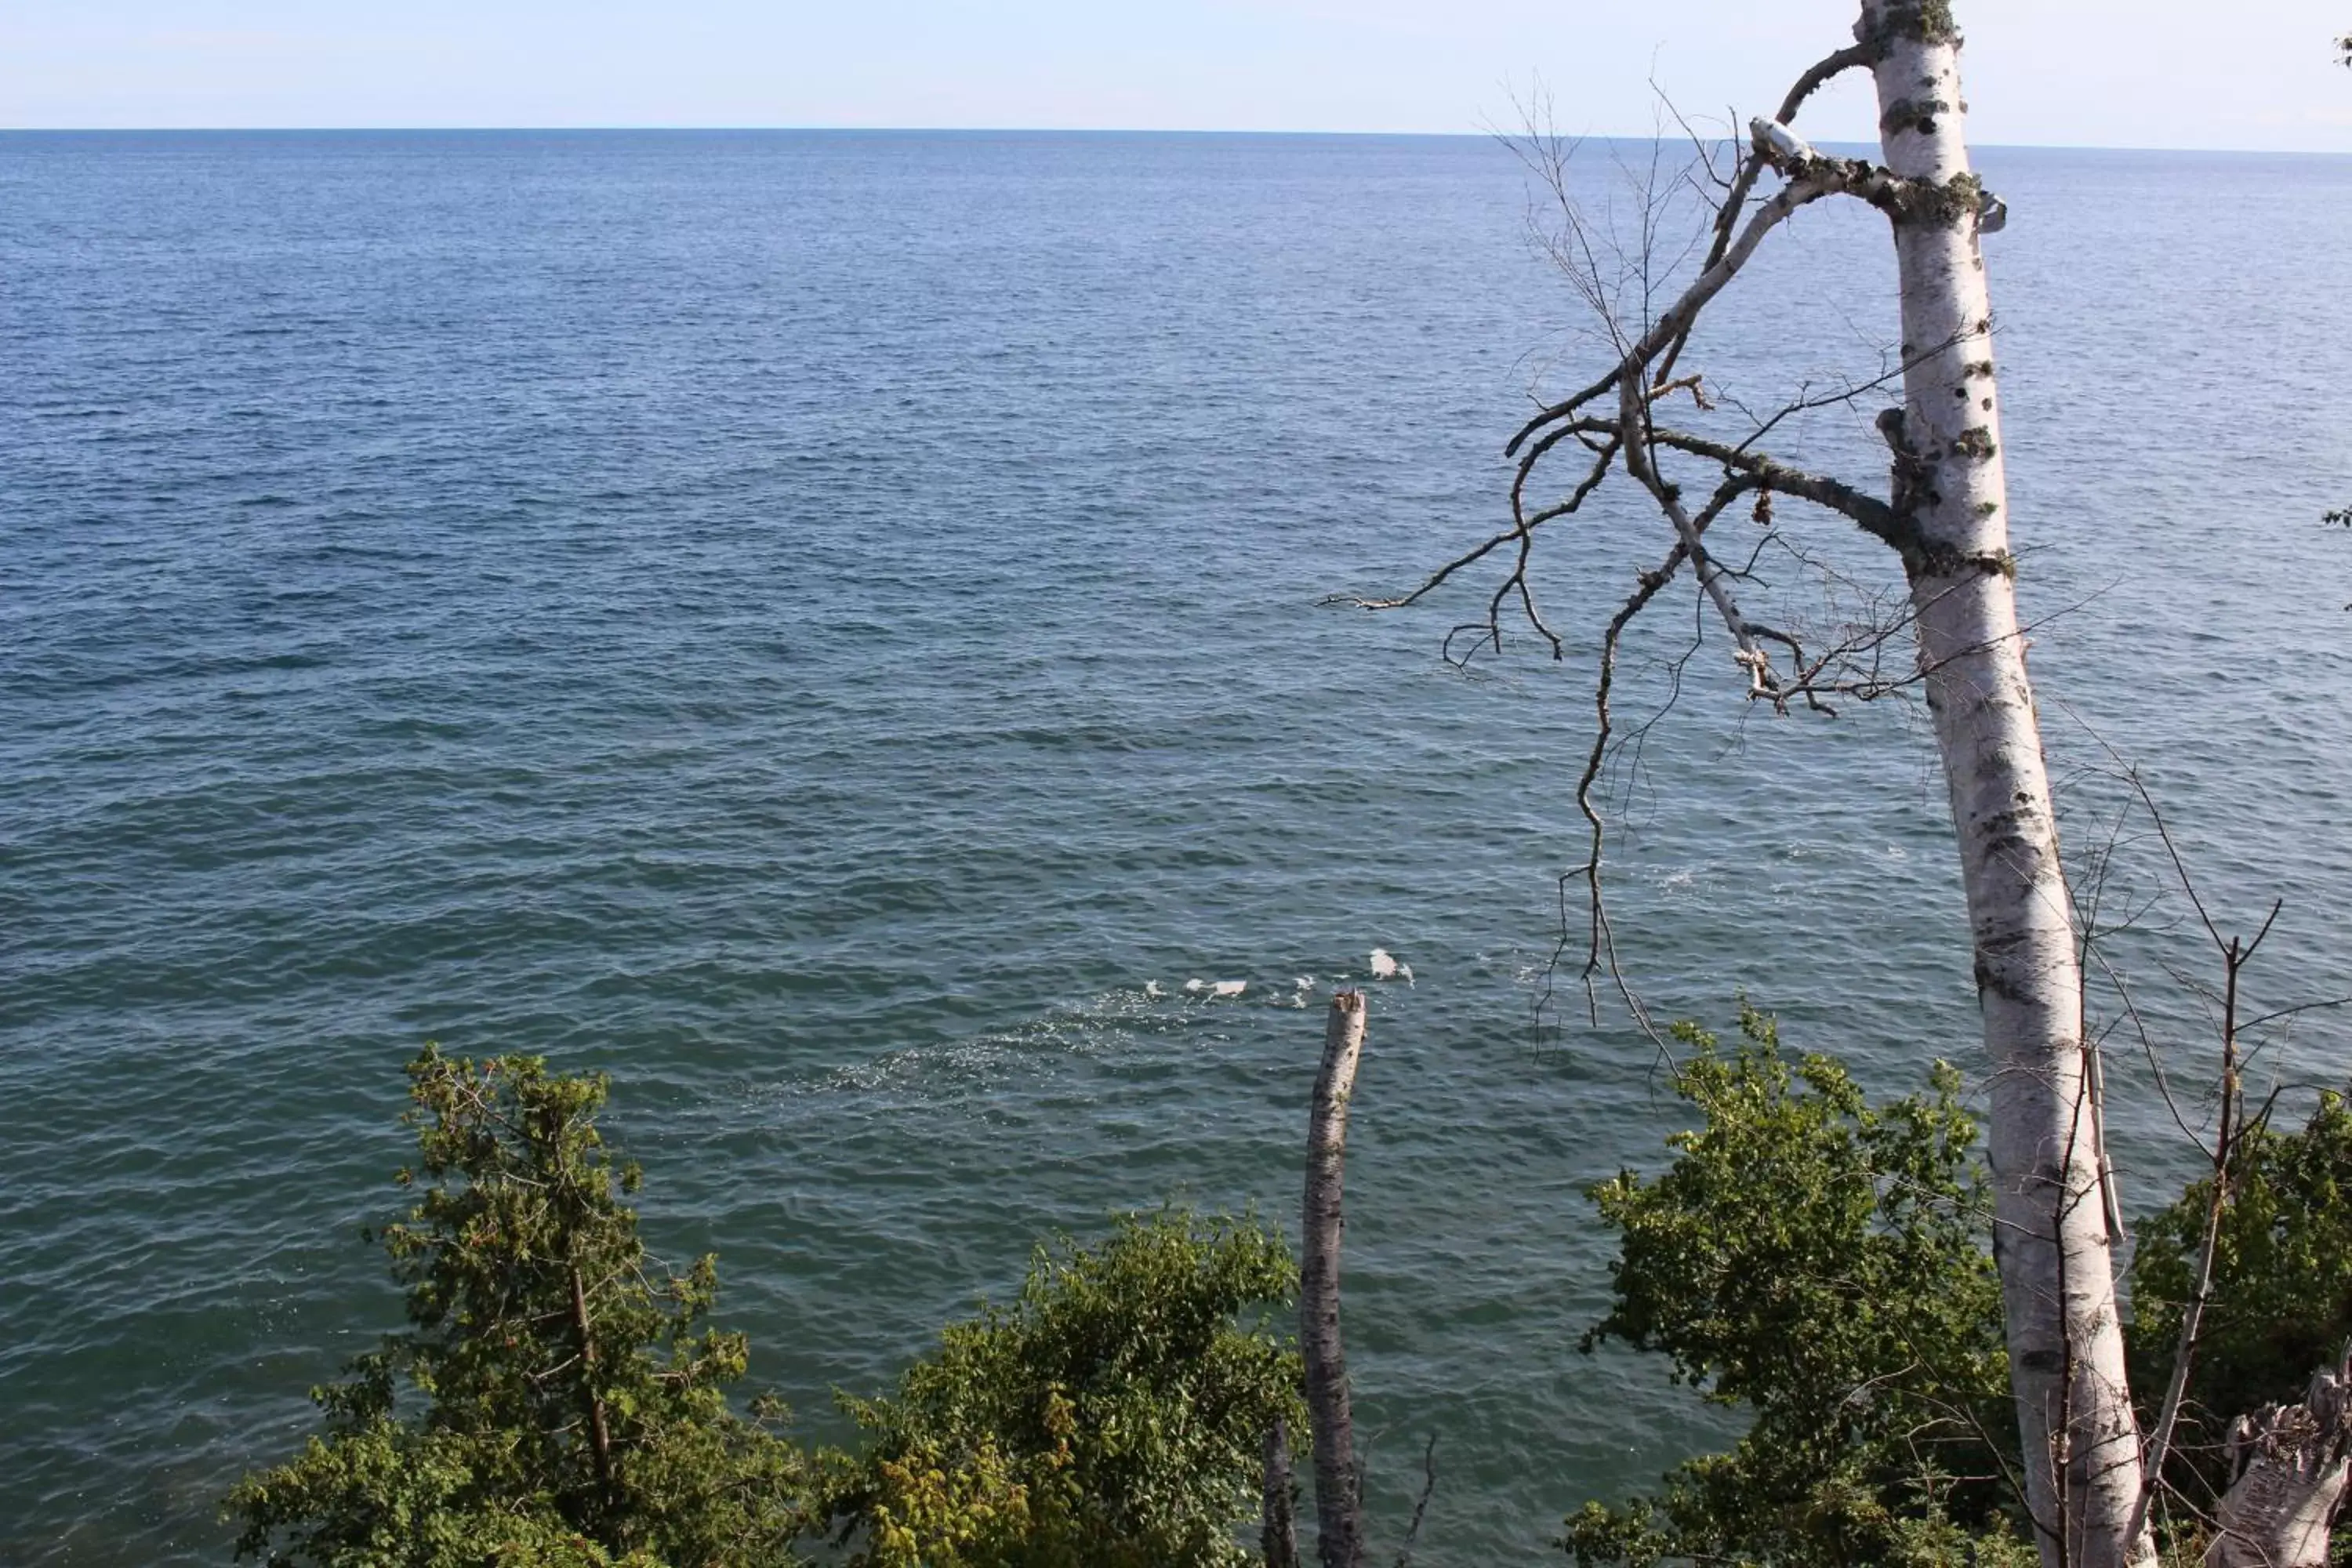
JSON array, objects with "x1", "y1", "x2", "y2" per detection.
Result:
[{"x1": 2207, "y1": 1358, "x2": 2352, "y2": 1568}]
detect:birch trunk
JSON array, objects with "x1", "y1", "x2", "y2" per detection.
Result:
[
  {"x1": 1861, "y1": 5, "x2": 2149, "y2": 1563},
  {"x1": 1302, "y1": 992, "x2": 1367, "y2": 1568}
]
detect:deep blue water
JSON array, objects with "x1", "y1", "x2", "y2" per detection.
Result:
[{"x1": 4, "y1": 130, "x2": 2350, "y2": 1565}]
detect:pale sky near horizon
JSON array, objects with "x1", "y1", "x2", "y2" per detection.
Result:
[{"x1": 5, "y1": 2, "x2": 2348, "y2": 154}]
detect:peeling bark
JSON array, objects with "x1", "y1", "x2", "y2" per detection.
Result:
[
  {"x1": 2207, "y1": 1359, "x2": 2352, "y2": 1568},
  {"x1": 1859, "y1": 5, "x2": 2150, "y2": 1564},
  {"x1": 1302, "y1": 992, "x2": 1367, "y2": 1568}
]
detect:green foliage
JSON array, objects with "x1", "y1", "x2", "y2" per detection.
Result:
[
  {"x1": 2130, "y1": 1088, "x2": 2352, "y2": 1504},
  {"x1": 1565, "y1": 1006, "x2": 2022, "y2": 1567},
  {"x1": 226, "y1": 1046, "x2": 810, "y2": 1568},
  {"x1": 828, "y1": 1210, "x2": 1305, "y2": 1568}
]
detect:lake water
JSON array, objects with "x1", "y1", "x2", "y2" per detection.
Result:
[{"x1": 4, "y1": 130, "x2": 2350, "y2": 1565}]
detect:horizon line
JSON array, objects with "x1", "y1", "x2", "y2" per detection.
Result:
[{"x1": 5, "y1": 125, "x2": 2350, "y2": 158}]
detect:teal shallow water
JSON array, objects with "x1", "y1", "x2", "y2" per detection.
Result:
[{"x1": 3, "y1": 131, "x2": 2350, "y2": 1563}]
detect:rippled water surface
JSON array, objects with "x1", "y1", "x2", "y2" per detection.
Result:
[{"x1": 5, "y1": 130, "x2": 2351, "y2": 1564}]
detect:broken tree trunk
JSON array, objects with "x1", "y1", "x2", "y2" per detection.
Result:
[
  {"x1": 2206, "y1": 1359, "x2": 2352, "y2": 1568},
  {"x1": 1302, "y1": 991, "x2": 1367, "y2": 1568},
  {"x1": 1861, "y1": 4, "x2": 2149, "y2": 1562},
  {"x1": 1262, "y1": 1418, "x2": 1301, "y2": 1568}
]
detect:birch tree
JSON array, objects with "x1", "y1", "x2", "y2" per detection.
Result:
[{"x1": 1364, "y1": 3, "x2": 2151, "y2": 1562}]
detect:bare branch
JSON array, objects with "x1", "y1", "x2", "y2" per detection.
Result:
[
  {"x1": 1774, "y1": 42, "x2": 1876, "y2": 126},
  {"x1": 1507, "y1": 140, "x2": 1885, "y2": 456},
  {"x1": 1393, "y1": 1435, "x2": 1438, "y2": 1568},
  {"x1": 1653, "y1": 42, "x2": 1875, "y2": 391},
  {"x1": 1554, "y1": 541, "x2": 1685, "y2": 1025}
]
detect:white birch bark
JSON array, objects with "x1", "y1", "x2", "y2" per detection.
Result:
[
  {"x1": 1302, "y1": 992, "x2": 1367, "y2": 1568},
  {"x1": 1860, "y1": 5, "x2": 2150, "y2": 1563}
]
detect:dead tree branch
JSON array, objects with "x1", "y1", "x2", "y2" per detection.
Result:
[{"x1": 1393, "y1": 1435, "x2": 1438, "y2": 1568}]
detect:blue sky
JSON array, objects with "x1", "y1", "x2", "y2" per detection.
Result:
[{"x1": 5, "y1": 2, "x2": 2348, "y2": 152}]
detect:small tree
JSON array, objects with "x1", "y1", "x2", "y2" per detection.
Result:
[
  {"x1": 225, "y1": 1046, "x2": 809, "y2": 1568},
  {"x1": 1566, "y1": 1007, "x2": 2024, "y2": 1567},
  {"x1": 829, "y1": 1210, "x2": 1305, "y2": 1568}
]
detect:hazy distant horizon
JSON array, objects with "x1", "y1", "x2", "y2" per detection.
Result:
[
  {"x1": 7, "y1": 125, "x2": 2351, "y2": 162},
  {"x1": 7, "y1": 0, "x2": 2349, "y2": 155}
]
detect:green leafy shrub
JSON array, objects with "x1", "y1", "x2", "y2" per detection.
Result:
[
  {"x1": 2130, "y1": 1087, "x2": 2352, "y2": 1515},
  {"x1": 1565, "y1": 1006, "x2": 2024, "y2": 1566},
  {"x1": 829, "y1": 1209, "x2": 1305, "y2": 1568},
  {"x1": 225, "y1": 1046, "x2": 810, "y2": 1568}
]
